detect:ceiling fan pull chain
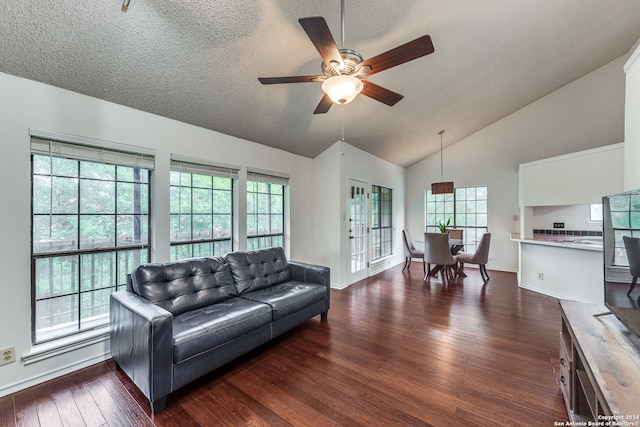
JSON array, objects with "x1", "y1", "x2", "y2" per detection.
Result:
[{"x1": 341, "y1": 105, "x2": 345, "y2": 142}]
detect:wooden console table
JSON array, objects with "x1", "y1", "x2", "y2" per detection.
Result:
[{"x1": 559, "y1": 300, "x2": 640, "y2": 421}]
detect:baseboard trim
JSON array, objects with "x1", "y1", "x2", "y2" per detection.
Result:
[{"x1": 0, "y1": 352, "x2": 110, "y2": 398}]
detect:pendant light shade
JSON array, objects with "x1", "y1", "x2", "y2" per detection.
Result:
[
  {"x1": 431, "y1": 181, "x2": 454, "y2": 194},
  {"x1": 431, "y1": 129, "x2": 454, "y2": 194}
]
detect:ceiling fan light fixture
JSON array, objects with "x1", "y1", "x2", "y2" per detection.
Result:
[{"x1": 321, "y1": 75, "x2": 364, "y2": 105}]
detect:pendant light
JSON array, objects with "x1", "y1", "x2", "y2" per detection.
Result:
[{"x1": 431, "y1": 129, "x2": 454, "y2": 194}]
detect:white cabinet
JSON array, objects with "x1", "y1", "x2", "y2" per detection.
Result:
[{"x1": 519, "y1": 143, "x2": 624, "y2": 207}]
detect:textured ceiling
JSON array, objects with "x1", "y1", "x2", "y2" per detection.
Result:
[{"x1": 1, "y1": 1, "x2": 640, "y2": 167}]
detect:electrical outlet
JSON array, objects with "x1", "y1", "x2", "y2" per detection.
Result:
[
  {"x1": 0, "y1": 346, "x2": 16, "y2": 366},
  {"x1": 538, "y1": 273, "x2": 544, "y2": 280},
  {"x1": 553, "y1": 222, "x2": 565, "y2": 229}
]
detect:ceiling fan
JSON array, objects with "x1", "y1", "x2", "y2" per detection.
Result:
[{"x1": 258, "y1": 2, "x2": 435, "y2": 114}]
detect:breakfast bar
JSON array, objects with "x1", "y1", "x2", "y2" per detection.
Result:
[{"x1": 512, "y1": 233, "x2": 604, "y2": 304}]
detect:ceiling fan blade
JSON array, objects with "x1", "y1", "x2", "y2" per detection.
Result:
[
  {"x1": 258, "y1": 76, "x2": 323, "y2": 84},
  {"x1": 361, "y1": 81, "x2": 404, "y2": 106},
  {"x1": 357, "y1": 35, "x2": 434, "y2": 77},
  {"x1": 313, "y1": 94, "x2": 333, "y2": 114},
  {"x1": 298, "y1": 17, "x2": 344, "y2": 69}
]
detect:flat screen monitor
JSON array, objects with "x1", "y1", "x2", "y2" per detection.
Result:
[{"x1": 603, "y1": 188, "x2": 640, "y2": 338}]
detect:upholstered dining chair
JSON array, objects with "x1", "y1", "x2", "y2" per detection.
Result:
[
  {"x1": 456, "y1": 233, "x2": 491, "y2": 283},
  {"x1": 448, "y1": 228, "x2": 463, "y2": 240},
  {"x1": 448, "y1": 229, "x2": 464, "y2": 254},
  {"x1": 423, "y1": 232, "x2": 458, "y2": 282},
  {"x1": 402, "y1": 229, "x2": 425, "y2": 274},
  {"x1": 623, "y1": 236, "x2": 640, "y2": 301}
]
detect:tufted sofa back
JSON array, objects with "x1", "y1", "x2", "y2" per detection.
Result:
[
  {"x1": 129, "y1": 257, "x2": 237, "y2": 316},
  {"x1": 226, "y1": 247, "x2": 291, "y2": 294}
]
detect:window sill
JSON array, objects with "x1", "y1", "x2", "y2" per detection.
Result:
[{"x1": 22, "y1": 327, "x2": 110, "y2": 365}]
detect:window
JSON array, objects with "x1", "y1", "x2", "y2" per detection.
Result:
[
  {"x1": 371, "y1": 185, "x2": 392, "y2": 260},
  {"x1": 31, "y1": 138, "x2": 153, "y2": 343},
  {"x1": 247, "y1": 172, "x2": 287, "y2": 250},
  {"x1": 425, "y1": 186, "x2": 488, "y2": 253},
  {"x1": 590, "y1": 203, "x2": 603, "y2": 222},
  {"x1": 608, "y1": 193, "x2": 640, "y2": 266},
  {"x1": 170, "y1": 160, "x2": 237, "y2": 260}
]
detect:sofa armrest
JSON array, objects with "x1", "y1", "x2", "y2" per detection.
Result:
[
  {"x1": 288, "y1": 261, "x2": 330, "y2": 286},
  {"x1": 110, "y1": 290, "x2": 173, "y2": 407},
  {"x1": 288, "y1": 261, "x2": 330, "y2": 315}
]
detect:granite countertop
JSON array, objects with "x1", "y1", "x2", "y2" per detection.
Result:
[{"x1": 510, "y1": 233, "x2": 603, "y2": 251}]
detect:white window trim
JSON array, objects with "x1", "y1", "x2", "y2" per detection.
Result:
[
  {"x1": 30, "y1": 129, "x2": 155, "y2": 159},
  {"x1": 22, "y1": 327, "x2": 110, "y2": 365},
  {"x1": 31, "y1": 134, "x2": 153, "y2": 344}
]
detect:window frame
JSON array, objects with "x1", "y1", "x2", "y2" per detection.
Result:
[
  {"x1": 425, "y1": 186, "x2": 488, "y2": 253},
  {"x1": 590, "y1": 203, "x2": 603, "y2": 223},
  {"x1": 608, "y1": 193, "x2": 640, "y2": 267},
  {"x1": 30, "y1": 138, "x2": 153, "y2": 344},
  {"x1": 246, "y1": 172, "x2": 287, "y2": 250},
  {"x1": 169, "y1": 160, "x2": 237, "y2": 260},
  {"x1": 371, "y1": 185, "x2": 393, "y2": 261}
]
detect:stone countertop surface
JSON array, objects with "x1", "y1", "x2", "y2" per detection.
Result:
[{"x1": 510, "y1": 233, "x2": 603, "y2": 251}]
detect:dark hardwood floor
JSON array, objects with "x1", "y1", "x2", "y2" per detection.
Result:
[{"x1": 1, "y1": 264, "x2": 567, "y2": 426}]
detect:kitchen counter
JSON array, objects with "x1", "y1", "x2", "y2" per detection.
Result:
[
  {"x1": 510, "y1": 233, "x2": 602, "y2": 252},
  {"x1": 512, "y1": 233, "x2": 603, "y2": 304}
]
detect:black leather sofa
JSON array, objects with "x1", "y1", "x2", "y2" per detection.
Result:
[{"x1": 109, "y1": 247, "x2": 330, "y2": 413}]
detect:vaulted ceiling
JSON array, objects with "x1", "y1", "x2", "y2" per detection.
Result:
[{"x1": 1, "y1": 1, "x2": 640, "y2": 167}]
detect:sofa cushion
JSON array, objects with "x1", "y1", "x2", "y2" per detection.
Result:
[
  {"x1": 226, "y1": 247, "x2": 291, "y2": 294},
  {"x1": 172, "y1": 297, "x2": 272, "y2": 364},
  {"x1": 239, "y1": 282, "x2": 326, "y2": 320},
  {"x1": 130, "y1": 257, "x2": 237, "y2": 316}
]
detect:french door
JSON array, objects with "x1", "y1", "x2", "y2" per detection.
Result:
[{"x1": 348, "y1": 178, "x2": 368, "y2": 283}]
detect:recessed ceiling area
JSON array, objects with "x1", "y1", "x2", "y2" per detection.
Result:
[{"x1": 1, "y1": 0, "x2": 639, "y2": 167}]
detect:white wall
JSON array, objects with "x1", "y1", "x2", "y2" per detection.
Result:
[
  {"x1": 0, "y1": 72, "x2": 317, "y2": 396},
  {"x1": 312, "y1": 141, "x2": 405, "y2": 289},
  {"x1": 531, "y1": 205, "x2": 600, "y2": 231},
  {"x1": 312, "y1": 141, "x2": 406, "y2": 288},
  {"x1": 311, "y1": 141, "x2": 342, "y2": 285},
  {"x1": 625, "y1": 39, "x2": 640, "y2": 190},
  {"x1": 405, "y1": 55, "x2": 627, "y2": 273},
  {"x1": 338, "y1": 143, "x2": 406, "y2": 286}
]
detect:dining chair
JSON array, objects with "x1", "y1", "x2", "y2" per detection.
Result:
[
  {"x1": 623, "y1": 236, "x2": 640, "y2": 301},
  {"x1": 448, "y1": 228, "x2": 463, "y2": 240},
  {"x1": 456, "y1": 233, "x2": 491, "y2": 283},
  {"x1": 448, "y1": 228, "x2": 464, "y2": 254},
  {"x1": 423, "y1": 232, "x2": 458, "y2": 282},
  {"x1": 402, "y1": 229, "x2": 425, "y2": 274}
]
